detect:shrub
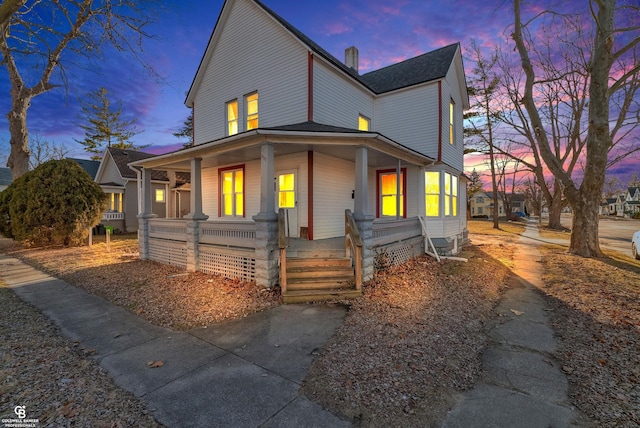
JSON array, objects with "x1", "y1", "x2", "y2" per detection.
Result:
[{"x1": 0, "y1": 159, "x2": 108, "y2": 246}]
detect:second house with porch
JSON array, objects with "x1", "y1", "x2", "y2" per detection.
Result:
[{"x1": 131, "y1": 0, "x2": 469, "y2": 301}]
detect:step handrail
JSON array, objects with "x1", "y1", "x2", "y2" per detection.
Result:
[
  {"x1": 278, "y1": 208, "x2": 287, "y2": 294},
  {"x1": 344, "y1": 210, "x2": 363, "y2": 290}
]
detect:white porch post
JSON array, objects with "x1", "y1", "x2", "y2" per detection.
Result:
[
  {"x1": 185, "y1": 157, "x2": 208, "y2": 272},
  {"x1": 396, "y1": 159, "x2": 401, "y2": 220},
  {"x1": 253, "y1": 143, "x2": 279, "y2": 287},
  {"x1": 138, "y1": 168, "x2": 157, "y2": 260},
  {"x1": 354, "y1": 146, "x2": 369, "y2": 217},
  {"x1": 354, "y1": 146, "x2": 375, "y2": 282}
]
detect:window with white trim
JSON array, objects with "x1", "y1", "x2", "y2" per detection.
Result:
[
  {"x1": 449, "y1": 99, "x2": 455, "y2": 145},
  {"x1": 220, "y1": 166, "x2": 244, "y2": 217},
  {"x1": 425, "y1": 171, "x2": 440, "y2": 217},
  {"x1": 227, "y1": 99, "x2": 238, "y2": 136},
  {"x1": 358, "y1": 114, "x2": 370, "y2": 131},
  {"x1": 155, "y1": 189, "x2": 165, "y2": 203},
  {"x1": 444, "y1": 172, "x2": 458, "y2": 216},
  {"x1": 245, "y1": 92, "x2": 258, "y2": 130}
]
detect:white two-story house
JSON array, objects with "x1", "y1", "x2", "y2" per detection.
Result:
[{"x1": 131, "y1": 0, "x2": 469, "y2": 302}]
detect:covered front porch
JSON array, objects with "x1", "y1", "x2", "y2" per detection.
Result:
[{"x1": 131, "y1": 123, "x2": 440, "y2": 298}]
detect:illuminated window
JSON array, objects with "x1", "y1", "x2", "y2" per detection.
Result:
[
  {"x1": 449, "y1": 99, "x2": 455, "y2": 145},
  {"x1": 227, "y1": 99, "x2": 238, "y2": 136},
  {"x1": 444, "y1": 172, "x2": 458, "y2": 216},
  {"x1": 155, "y1": 189, "x2": 165, "y2": 203},
  {"x1": 278, "y1": 173, "x2": 295, "y2": 209},
  {"x1": 378, "y1": 169, "x2": 405, "y2": 217},
  {"x1": 245, "y1": 92, "x2": 258, "y2": 130},
  {"x1": 425, "y1": 171, "x2": 440, "y2": 217},
  {"x1": 358, "y1": 115, "x2": 370, "y2": 131},
  {"x1": 220, "y1": 165, "x2": 244, "y2": 217}
]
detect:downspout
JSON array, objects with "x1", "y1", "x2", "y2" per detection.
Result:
[{"x1": 437, "y1": 81, "x2": 443, "y2": 163}]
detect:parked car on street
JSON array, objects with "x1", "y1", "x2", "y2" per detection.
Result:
[{"x1": 632, "y1": 231, "x2": 640, "y2": 260}]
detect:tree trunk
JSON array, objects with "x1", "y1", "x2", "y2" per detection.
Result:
[
  {"x1": 7, "y1": 91, "x2": 31, "y2": 179},
  {"x1": 547, "y1": 183, "x2": 564, "y2": 229},
  {"x1": 569, "y1": 193, "x2": 602, "y2": 257}
]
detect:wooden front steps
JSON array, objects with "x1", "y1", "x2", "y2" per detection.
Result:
[{"x1": 281, "y1": 257, "x2": 362, "y2": 303}]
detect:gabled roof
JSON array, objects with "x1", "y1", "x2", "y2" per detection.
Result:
[
  {"x1": 0, "y1": 167, "x2": 12, "y2": 187},
  {"x1": 106, "y1": 148, "x2": 169, "y2": 181},
  {"x1": 360, "y1": 44, "x2": 459, "y2": 93},
  {"x1": 186, "y1": 0, "x2": 463, "y2": 104},
  {"x1": 69, "y1": 158, "x2": 100, "y2": 179}
]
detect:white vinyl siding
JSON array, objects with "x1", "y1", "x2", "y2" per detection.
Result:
[
  {"x1": 193, "y1": 0, "x2": 307, "y2": 145},
  {"x1": 202, "y1": 160, "x2": 260, "y2": 219},
  {"x1": 313, "y1": 152, "x2": 354, "y2": 239},
  {"x1": 274, "y1": 152, "x2": 308, "y2": 228},
  {"x1": 374, "y1": 84, "x2": 440, "y2": 158},
  {"x1": 313, "y1": 60, "x2": 373, "y2": 129},
  {"x1": 440, "y1": 68, "x2": 465, "y2": 171}
]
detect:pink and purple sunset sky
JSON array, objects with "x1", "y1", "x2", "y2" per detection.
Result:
[{"x1": 0, "y1": 0, "x2": 638, "y2": 186}]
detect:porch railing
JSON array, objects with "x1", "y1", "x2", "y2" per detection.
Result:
[
  {"x1": 102, "y1": 212, "x2": 124, "y2": 221},
  {"x1": 200, "y1": 220, "x2": 257, "y2": 248},
  {"x1": 278, "y1": 209, "x2": 287, "y2": 294},
  {"x1": 344, "y1": 210, "x2": 363, "y2": 290},
  {"x1": 149, "y1": 219, "x2": 187, "y2": 241},
  {"x1": 371, "y1": 217, "x2": 422, "y2": 247}
]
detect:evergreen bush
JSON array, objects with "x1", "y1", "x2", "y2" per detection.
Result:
[{"x1": 0, "y1": 159, "x2": 107, "y2": 246}]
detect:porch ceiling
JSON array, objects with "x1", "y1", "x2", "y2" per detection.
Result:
[{"x1": 130, "y1": 129, "x2": 434, "y2": 171}]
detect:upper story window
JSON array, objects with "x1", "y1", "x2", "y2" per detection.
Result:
[
  {"x1": 358, "y1": 115, "x2": 370, "y2": 131},
  {"x1": 477, "y1": 196, "x2": 484, "y2": 204},
  {"x1": 378, "y1": 169, "x2": 406, "y2": 218},
  {"x1": 449, "y1": 99, "x2": 455, "y2": 145},
  {"x1": 245, "y1": 92, "x2": 259, "y2": 130},
  {"x1": 227, "y1": 99, "x2": 238, "y2": 136},
  {"x1": 220, "y1": 165, "x2": 244, "y2": 217},
  {"x1": 425, "y1": 171, "x2": 440, "y2": 217}
]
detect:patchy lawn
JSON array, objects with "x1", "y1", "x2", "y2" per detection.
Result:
[
  {"x1": 540, "y1": 246, "x2": 640, "y2": 427},
  {"x1": 0, "y1": 236, "x2": 280, "y2": 330},
  {"x1": 302, "y1": 243, "x2": 514, "y2": 427},
  {"x1": 467, "y1": 218, "x2": 526, "y2": 237}
]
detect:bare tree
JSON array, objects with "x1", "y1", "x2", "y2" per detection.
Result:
[
  {"x1": 512, "y1": 0, "x2": 640, "y2": 257},
  {"x1": 1, "y1": 1, "x2": 157, "y2": 179},
  {"x1": 29, "y1": 134, "x2": 70, "y2": 169},
  {"x1": 466, "y1": 40, "x2": 504, "y2": 229}
]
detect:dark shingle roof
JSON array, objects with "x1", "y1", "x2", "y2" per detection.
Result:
[
  {"x1": 254, "y1": 0, "x2": 457, "y2": 95},
  {"x1": 360, "y1": 44, "x2": 458, "y2": 93},
  {"x1": 69, "y1": 158, "x2": 100, "y2": 179},
  {"x1": 263, "y1": 121, "x2": 366, "y2": 134},
  {"x1": 107, "y1": 148, "x2": 168, "y2": 181},
  {"x1": 0, "y1": 168, "x2": 12, "y2": 186}
]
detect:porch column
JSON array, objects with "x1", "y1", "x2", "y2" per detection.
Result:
[
  {"x1": 186, "y1": 157, "x2": 207, "y2": 220},
  {"x1": 396, "y1": 159, "x2": 401, "y2": 220},
  {"x1": 185, "y1": 157, "x2": 208, "y2": 272},
  {"x1": 354, "y1": 146, "x2": 369, "y2": 217},
  {"x1": 354, "y1": 147, "x2": 375, "y2": 282},
  {"x1": 138, "y1": 168, "x2": 157, "y2": 260},
  {"x1": 253, "y1": 143, "x2": 278, "y2": 288}
]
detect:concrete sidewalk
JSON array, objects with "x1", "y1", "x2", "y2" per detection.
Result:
[
  {"x1": 442, "y1": 220, "x2": 583, "y2": 427},
  {"x1": 0, "y1": 255, "x2": 350, "y2": 427}
]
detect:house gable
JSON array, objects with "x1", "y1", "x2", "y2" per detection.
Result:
[{"x1": 188, "y1": 0, "x2": 309, "y2": 145}]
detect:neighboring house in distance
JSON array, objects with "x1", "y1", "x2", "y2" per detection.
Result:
[
  {"x1": 70, "y1": 158, "x2": 100, "y2": 180},
  {"x1": 94, "y1": 148, "x2": 191, "y2": 232},
  {"x1": 470, "y1": 192, "x2": 504, "y2": 218},
  {"x1": 130, "y1": 0, "x2": 469, "y2": 301},
  {"x1": 600, "y1": 197, "x2": 617, "y2": 216},
  {"x1": 0, "y1": 168, "x2": 12, "y2": 192},
  {"x1": 623, "y1": 186, "x2": 640, "y2": 216}
]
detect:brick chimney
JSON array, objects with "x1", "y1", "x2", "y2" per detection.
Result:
[{"x1": 345, "y1": 46, "x2": 359, "y2": 74}]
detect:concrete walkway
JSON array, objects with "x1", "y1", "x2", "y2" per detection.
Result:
[
  {"x1": 442, "y1": 220, "x2": 582, "y2": 427},
  {"x1": 0, "y1": 255, "x2": 350, "y2": 427}
]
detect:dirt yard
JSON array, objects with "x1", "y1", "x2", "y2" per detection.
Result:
[{"x1": 2, "y1": 223, "x2": 638, "y2": 427}]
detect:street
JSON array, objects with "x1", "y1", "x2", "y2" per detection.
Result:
[{"x1": 558, "y1": 213, "x2": 640, "y2": 258}]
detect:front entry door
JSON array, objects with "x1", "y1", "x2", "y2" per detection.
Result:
[{"x1": 277, "y1": 170, "x2": 299, "y2": 238}]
